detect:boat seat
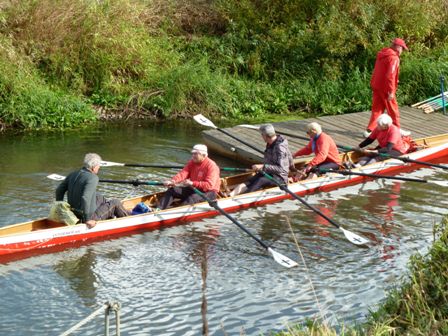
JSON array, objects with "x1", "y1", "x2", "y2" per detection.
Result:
[{"x1": 218, "y1": 178, "x2": 231, "y2": 198}]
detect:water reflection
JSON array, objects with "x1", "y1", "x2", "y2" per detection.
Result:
[
  {"x1": 2, "y1": 123, "x2": 448, "y2": 335},
  {"x1": 53, "y1": 248, "x2": 123, "y2": 306},
  {"x1": 361, "y1": 181, "x2": 402, "y2": 262},
  {"x1": 182, "y1": 226, "x2": 221, "y2": 336},
  {"x1": 311, "y1": 199, "x2": 339, "y2": 238}
]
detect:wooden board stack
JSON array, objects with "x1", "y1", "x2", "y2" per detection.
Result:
[{"x1": 412, "y1": 92, "x2": 447, "y2": 114}]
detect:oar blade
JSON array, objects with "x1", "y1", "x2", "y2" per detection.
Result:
[
  {"x1": 340, "y1": 227, "x2": 369, "y2": 246},
  {"x1": 47, "y1": 174, "x2": 66, "y2": 181},
  {"x1": 267, "y1": 247, "x2": 298, "y2": 268},
  {"x1": 430, "y1": 180, "x2": 448, "y2": 187},
  {"x1": 193, "y1": 114, "x2": 218, "y2": 129},
  {"x1": 100, "y1": 160, "x2": 125, "y2": 167}
]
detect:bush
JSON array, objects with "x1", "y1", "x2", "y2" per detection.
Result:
[{"x1": 0, "y1": 36, "x2": 96, "y2": 130}]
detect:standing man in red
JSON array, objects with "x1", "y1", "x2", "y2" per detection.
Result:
[{"x1": 365, "y1": 38, "x2": 410, "y2": 138}]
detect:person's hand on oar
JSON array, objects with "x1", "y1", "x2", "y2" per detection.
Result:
[
  {"x1": 251, "y1": 164, "x2": 263, "y2": 172},
  {"x1": 194, "y1": 114, "x2": 369, "y2": 246}
]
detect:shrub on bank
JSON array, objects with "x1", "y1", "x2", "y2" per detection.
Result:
[
  {"x1": 0, "y1": 0, "x2": 447, "y2": 130},
  {"x1": 273, "y1": 216, "x2": 448, "y2": 335},
  {"x1": 0, "y1": 36, "x2": 95, "y2": 130}
]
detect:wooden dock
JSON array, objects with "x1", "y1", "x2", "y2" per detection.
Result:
[{"x1": 201, "y1": 106, "x2": 448, "y2": 164}]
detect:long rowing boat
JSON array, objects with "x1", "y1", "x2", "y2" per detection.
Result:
[{"x1": 1, "y1": 133, "x2": 448, "y2": 261}]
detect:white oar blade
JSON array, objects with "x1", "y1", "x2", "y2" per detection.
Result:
[
  {"x1": 193, "y1": 114, "x2": 217, "y2": 129},
  {"x1": 267, "y1": 247, "x2": 298, "y2": 268},
  {"x1": 100, "y1": 160, "x2": 125, "y2": 167},
  {"x1": 237, "y1": 124, "x2": 259, "y2": 130},
  {"x1": 47, "y1": 174, "x2": 66, "y2": 181},
  {"x1": 430, "y1": 180, "x2": 448, "y2": 187},
  {"x1": 340, "y1": 227, "x2": 369, "y2": 246}
]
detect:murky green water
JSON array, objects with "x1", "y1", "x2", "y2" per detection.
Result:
[{"x1": 0, "y1": 121, "x2": 447, "y2": 335}]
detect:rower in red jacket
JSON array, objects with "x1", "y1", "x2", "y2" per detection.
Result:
[
  {"x1": 160, "y1": 144, "x2": 220, "y2": 209},
  {"x1": 293, "y1": 122, "x2": 341, "y2": 179},
  {"x1": 357, "y1": 114, "x2": 409, "y2": 166}
]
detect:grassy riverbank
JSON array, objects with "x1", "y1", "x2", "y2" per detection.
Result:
[
  {"x1": 0, "y1": 0, "x2": 447, "y2": 131},
  {"x1": 274, "y1": 216, "x2": 448, "y2": 335}
]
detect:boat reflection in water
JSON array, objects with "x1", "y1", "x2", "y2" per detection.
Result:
[
  {"x1": 53, "y1": 248, "x2": 123, "y2": 306},
  {"x1": 361, "y1": 181, "x2": 402, "y2": 262}
]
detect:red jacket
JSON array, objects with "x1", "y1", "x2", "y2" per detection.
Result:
[
  {"x1": 172, "y1": 157, "x2": 221, "y2": 192},
  {"x1": 370, "y1": 124, "x2": 407, "y2": 154},
  {"x1": 293, "y1": 132, "x2": 341, "y2": 167},
  {"x1": 370, "y1": 47, "x2": 400, "y2": 94}
]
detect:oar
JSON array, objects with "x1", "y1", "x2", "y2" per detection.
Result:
[
  {"x1": 237, "y1": 124, "x2": 310, "y2": 142},
  {"x1": 192, "y1": 187, "x2": 298, "y2": 268},
  {"x1": 101, "y1": 161, "x2": 185, "y2": 169},
  {"x1": 195, "y1": 115, "x2": 368, "y2": 245},
  {"x1": 378, "y1": 153, "x2": 448, "y2": 170},
  {"x1": 320, "y1": 169, "x2": 448, "y2": 187},
  {"x1": 47, "y1": 174, "x2": 164, "y2": 186},
  {"x1": 193, "y1": 114, "x2": 265, "y2": 154},
  {"x1": 339, "y1": 146, "x2": 448, "y2": 171},
  {"x1": 260, "y1": 171, "x2": 369, "y2": 246},
  {"x1": 100, "y1": 160, "x2": 251, "y2": 173}
]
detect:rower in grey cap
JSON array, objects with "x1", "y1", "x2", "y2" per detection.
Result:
[{"x1": 230, "y1": 124, "x2": 294, "y2": 196}]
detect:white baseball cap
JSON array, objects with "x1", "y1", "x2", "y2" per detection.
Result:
[{"x1": 191, "y1": 144, "x2": 208, "y2": 155}]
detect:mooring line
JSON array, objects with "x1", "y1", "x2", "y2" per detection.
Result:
[{"x1": 282, "y1": 215, "x2": 330, "y2": 328}]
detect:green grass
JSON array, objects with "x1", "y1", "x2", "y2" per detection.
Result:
[
  {"x1": 272, "y1": 216, "x2": 448, "y2": 335},
  {"x1": 0, "y1": 0, "x2": 447, "y2": 131}
]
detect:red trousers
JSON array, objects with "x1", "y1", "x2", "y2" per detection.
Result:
[{"x1": 367, "y1": 90, "x2": 400, "y2": 131}]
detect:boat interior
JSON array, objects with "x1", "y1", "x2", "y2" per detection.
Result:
[{"x1": 0, "y1": 133, "x2": 443, "y2": 237}]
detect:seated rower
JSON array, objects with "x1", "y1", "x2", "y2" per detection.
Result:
[
  {"x1": 229, "y1": 124, "x2": 294, "y2": 196},
  {"x1": 55, "y1": 153, "x2": 129, "y2": 228},
  {"x1": 355, "y1": 114, "x2": 408, "y2": 166},
  {"x1": 293, "y1": 122, "x2": 341, "y2": 180},
  {"x1": 159, "y1": 144, "x2": 220, "y2": 209}
]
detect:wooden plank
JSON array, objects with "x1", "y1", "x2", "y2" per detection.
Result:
[{"x1": 201, "y1": 106, "x2": 448, "y2": 164}]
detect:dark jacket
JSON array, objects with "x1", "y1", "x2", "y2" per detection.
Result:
[
  {"x1": 263, "y1": 135, "x2": 294, "y2": 182},
  {"x1": 55, "y1": 168, "x2": 99, "y2": 222}
]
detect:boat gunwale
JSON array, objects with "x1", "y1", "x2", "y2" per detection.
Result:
[{"x1": 1, "y1": 133, "x2": 448, "y2": 256}]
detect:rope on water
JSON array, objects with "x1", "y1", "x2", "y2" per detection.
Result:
[
  {"x1": 59, "y1": 300, "x2": 121, "y2": 336},
  {"x1": 282, "y1": 215, "x2": 331, "y2": 328}
]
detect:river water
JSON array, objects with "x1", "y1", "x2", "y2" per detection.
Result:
[{"x1": 0, "y1": 121, "x2": 447, "y2": 335}]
